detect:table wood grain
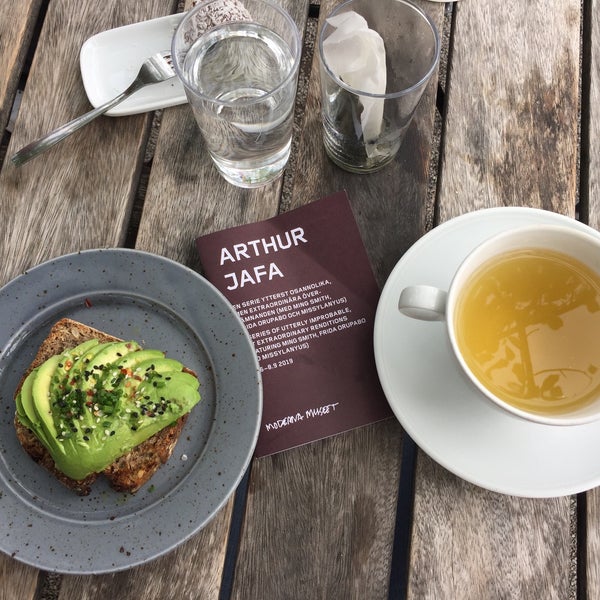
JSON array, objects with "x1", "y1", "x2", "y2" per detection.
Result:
[
  {"x1": 586, "y1": 0, "x2": 600, "y2": 598},
  {"x1": 0, "y1": 0, "x2": 180, "y2": 286},
  {"x1": 0, "y1": 0, "x2": 597, "y2": 599},
  {"x1": 410, "y1": 1, "x2": 581, "y2": 599},
  {"x1": 0, "y1": 0, "x2": 42, "y2": 135}
]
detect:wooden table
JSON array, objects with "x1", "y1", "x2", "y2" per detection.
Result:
[{"x1": 0, "y1": 0, "x2": 596, "y2": 598}]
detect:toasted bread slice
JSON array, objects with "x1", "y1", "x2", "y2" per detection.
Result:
[{"x1": 14, "y1": 318, "x2": 194, "y2": 495}]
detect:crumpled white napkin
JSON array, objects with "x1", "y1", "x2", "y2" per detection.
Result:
[{"x1": 322, "y1": 11, "x2": 386, "y2": 145}]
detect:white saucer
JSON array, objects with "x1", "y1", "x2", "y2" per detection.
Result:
[
  {"x1": 79, "y1": 14, "x2": 187, "y2": 116},
  {"x1": 374, "y1": 207, "x2": 600, "y2": 498}
]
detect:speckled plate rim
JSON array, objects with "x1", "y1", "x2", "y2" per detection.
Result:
[{"x1": 0, "y1": 248, "x2": 262, "y2": 573}]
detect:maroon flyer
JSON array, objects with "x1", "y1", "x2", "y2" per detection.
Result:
[{"x1": 196, "y1": 191, "x2": 392, "y2": 457}]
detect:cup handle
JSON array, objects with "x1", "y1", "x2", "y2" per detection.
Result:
[{"x1": 398, "y1": 285, "x2": 447, "y2": 321}]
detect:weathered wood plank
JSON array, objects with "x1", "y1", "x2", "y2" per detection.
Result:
[
  {"x1": 409, "y1": 1, "x2": 580, "y2": 598},
  {"x1": 410, "y1": 455, "x2": 573, "y2": 599},
  {"x1": 229, "y1": 2, "x2": 443, "y2": 599},
  {"x1": 588, "y1": 488, "x2": 600, "y2": 600},
  {"x1": 0, "y1": 0, "x2": 42, "y2": 134},
  {"x1": 585, "y1": 0, "x2": 600, "y2": 597},
  {"x1": 0, "y1": 559, "x2": 39, "y2": 600},
  {"x1": 437, "y1": 0, "x2": 580, "y2": 220},
  {"x1": 57, "y1": 500, "x2": 234, "y2": 600},
  {"x1": 233, "y1": 423, "x2": 405, "y2": 600},
  {"x1": 0, "y1": 0, "x2": 178, "y2": 286},
  {"x1": 586, "y1": 8, "x2": 600, "y2": 223}
]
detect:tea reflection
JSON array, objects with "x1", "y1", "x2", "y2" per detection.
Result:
[{"x1": 456, "y1": 248, "x2": 600, "y2": 414}]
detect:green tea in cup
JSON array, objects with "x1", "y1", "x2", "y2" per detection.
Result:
[
  {"x1": 398, "y1": 224, "x2": 600, "y2": 426},
  {"x1": 454, "y1": 247, "x2": 600, "y2": 416}
]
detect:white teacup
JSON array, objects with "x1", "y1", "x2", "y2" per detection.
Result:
[{"x1": 398, "y1": 224, "x2": 600, "y2": 426}]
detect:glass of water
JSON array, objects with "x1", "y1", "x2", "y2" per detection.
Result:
[
  {"x1": 318, "y1": 0, "x2": 440, "y2": 173},
  {"x1": 172, "y1": 0, "x2": 301, "y2": 188}
]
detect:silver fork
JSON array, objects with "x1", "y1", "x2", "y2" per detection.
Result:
[{"x1": 12, "y1": 51, "x2": 175, "y2": 167}]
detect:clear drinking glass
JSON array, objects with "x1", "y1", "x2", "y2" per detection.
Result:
[
  {"x1": 318, "y1": 0, "x2": 440, "y2": 173},
  {"x1": 172, "y1": 0, "x2": 301, "y2": 188}
]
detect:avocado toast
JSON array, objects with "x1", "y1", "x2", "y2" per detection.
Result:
[{"x1": 13, "y1": 318, "x2": 201, "y2": 495}]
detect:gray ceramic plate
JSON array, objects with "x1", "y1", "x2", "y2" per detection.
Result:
[{"x1": 0, "y1": 249, "x2": 262, "y2": 573}]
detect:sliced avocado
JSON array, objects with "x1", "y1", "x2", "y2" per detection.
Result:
[
  {"x1": 64, "y1": 340, "x2": 109, "y2": 381},
  {"x1": 133, "y1": 357, "x2": 184, "y2": 376},
  {"x1": 17, "y1": 368, "x2": 39, "y2": 428},
  {"x1": 66, "y1": 339, "x2": 100, "y2": 360},
  {"x1": 62, "y1": 340, "x2": 141, "y2": 401},
  {"x1": 26, "y1": 341, "x2": 200, "y2": 481},
  {"x1": 132, "y1": 368, "x2": 200, "y2": 426},
  {"x1": 15, "y1": 391, "x2": 29, "y2": 425},
  {"x1": 45, "y1": 341, "x2": 111, "y2": 419},
  {"x1": 116, "y1": 349, "x2": 164, "y2": 369},
  {"x1": 84, "y1": 341, "x2": 141, "y2": 380},
  {"x1": 48, "y1": 339, "x2": 102, "y2": 385},
  {"x1": 31, "y1": 354, "x2": 66, "y2": 456},
  {"x1": 45, "y1": 342, "x2": 115, "y2": 440},
  {"x1": 158, "y1": 370, "x2": 201, "y2": 393},
  {"x1": 59, "y1": 359, "x2": 199, "y2": 479},
  {"x1": 16, "y1": 375, "x2": 54, "y2": 451}
]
